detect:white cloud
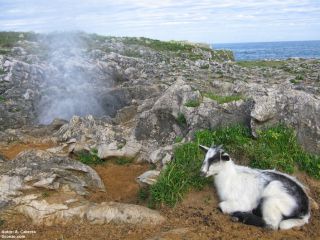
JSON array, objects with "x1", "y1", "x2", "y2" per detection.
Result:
[{"x1": 0, "y1": 0, "x2": 319, "y2": 42}]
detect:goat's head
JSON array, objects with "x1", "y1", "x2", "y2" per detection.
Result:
[{"x1": 199, "y1": 145, "x2": 230, "y2": 177}]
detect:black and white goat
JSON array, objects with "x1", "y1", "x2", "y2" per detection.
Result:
[{"x1": 199, "y1": 145, "x2": 310, "y2": 230}]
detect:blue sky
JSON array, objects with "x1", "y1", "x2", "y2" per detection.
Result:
[{"x1": 0, "y1": 0, "x2": 319, "y2": 43}]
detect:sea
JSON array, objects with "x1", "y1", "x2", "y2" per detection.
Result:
[{"x1": 213, "y1": 40, "x2": 320, "y2": 61}]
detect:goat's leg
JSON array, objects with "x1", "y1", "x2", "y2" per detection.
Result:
[
  {"x1": 261, "y1": 198, "x2": 283, "y2": 230},
  {"x1": 231, "y1": 212, "x2": 266, "y2": 228}
]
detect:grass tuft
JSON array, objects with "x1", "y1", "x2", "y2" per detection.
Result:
[
  {"x1": 115, "y1": 158, "x2": 132, "y2": 165},
  {"x1": 0, "y1": 219, "x2": 5, "y2": 227},
  {"x1": 78, "y1": 148, "x2": 103, "y2": 165},
  {"x1": 150, "y1": 143, "x2": 209, "y2": 207},
  {"x1": 176, "y1": 112, "x2": 187, "y2": 126},
  {"x1": 174, "y1": 136, "x2": 183, "y2": 143},
  {"x1": 184, "y1": 99, "x2": 201, "y2": 107},
  {"x1": 236, "y1": 60, "x2": 286, "y2": 68},
  {"x1": 138, "y1": 188, "x2": 149, "y2": 201},
  {"x1": 149, "y1": 124, "x2": 320, "y2": 207},
  {"x1": 203, "y1": 93, "x2": 244, "y2": 104}
]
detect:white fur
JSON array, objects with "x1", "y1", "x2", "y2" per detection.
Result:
[{"x1": 200, "y1": 150, "x2": 310, "y2": 230}]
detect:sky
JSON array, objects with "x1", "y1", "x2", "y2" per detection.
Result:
[{"x1": 0, "y1": 0, "x2": 319, "y2": 43}]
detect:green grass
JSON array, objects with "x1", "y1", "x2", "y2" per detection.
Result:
[
  {"x1": 176, "y1": 112, "x2": 187, "y2": 126},
  {"x1": 290, "y1": 74, "x2": 304, "y2": 84},
  {"x1": 0, "y1": 49, "x2": 10, "y2": 55},
  {"x1": 41, "y1": 191, "x2": 50, "y2": 198},
  {"x1": 0, "y1": 31, "x2": 37, "y2": 49},
  {"x1": 0, "y1": 219, "x2": 5, "y2": 227},
  {"x1": 196, "y1": 125, "x2": 320, "y2": 177},
  {"x1": 149, "y1": 142, "x2": 209, "y2": 206},
  {"x1": 122, "y1": 49, "x2": 142, "y2": 58},
  {"x1": 184, "y1": 99, "x2": 201, "y2": 107},
  {"x1": 115, "y1": 158, "x2": 132, "y2": 165},
  {"x1": 121, "y1": 37, "x2": 234, "y2": 61},
  {"x1": 122, "y1": 37, "x2": 195, "y2": 52},
  {"x1": 138, "y1": 188, "x2": 149, "y2": 201},
  {"x1": 174, "y1": 136, "x2": 183, "y2": 143},
  {"x1": 203, "y1": 93, "x2": 244, "y2": 104},
  {"x1": 0, "y1": 96, "x2": 5, "y2": 102},
  {"x1": 149, "y1": 124, "x2": 320, "y2": 207},
  {"x1": 200, "y1": 64, "x2": 210, "y2": 69},
  {"x1": 295, "y1": 75, "x2": 304, "y2": 80},
  {"x1": 236, "y1": 60, "x2": 286, "y2": 68},
  {"x1": 78, "y1": 148, "x2": 103, "y2": 165}
]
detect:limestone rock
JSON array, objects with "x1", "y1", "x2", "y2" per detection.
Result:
[
  {"x1": 137, "y1": 170, "x2": 160, "y2": 186},
  {"x1": 250, "y1": 88, "x2": 320, "y2": 153},
  {"x1": 98, "y1": 139, "x2": 141, "y2": 160},
  {"x1": 135, "y1": 77, "x2": 200, "y2": 143},
  {"x1": 13, "y1": 196, "x2": 165, "y2": 226},
  {"x1": 85, "y1": 201, "x2": 164, "y2": 225},
  {"x1": 0, "y1": 150, "x2": 105, "y2": 209},
  {"x1": 149, "y1": 146, "x2": 173, "y2": 166}
]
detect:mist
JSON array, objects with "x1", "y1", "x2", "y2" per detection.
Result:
[{"x1": 36, "y1": 32, "x2": 112, "y2": 124}]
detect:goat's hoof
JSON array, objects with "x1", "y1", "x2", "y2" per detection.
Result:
[
  {"x1": 217, "y1": 207, "x2": 223, "y2": 213},
  {"x1": 230, "y1": 216, "x2": 239, "y2": 222}
]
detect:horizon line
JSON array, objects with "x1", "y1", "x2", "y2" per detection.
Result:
[{"x1": 212, "y1": 39, "x2": 320, "y2": 45}]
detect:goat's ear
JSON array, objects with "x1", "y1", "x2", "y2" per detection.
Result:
[
  {"x1": 199, "y1": 145, "x2": 209, "y2": 153},
  {"x1": 221, "y1": 153, "x2": 230, "y2": 161}
]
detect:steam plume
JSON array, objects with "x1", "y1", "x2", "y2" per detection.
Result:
[{"x1": 36, "y1": 32, "x2": 110, "y2": 124}]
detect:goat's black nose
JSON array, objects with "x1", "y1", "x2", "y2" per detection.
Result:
[{"x1": 200, "y1": 171, "x2": 206, "y2": 177}]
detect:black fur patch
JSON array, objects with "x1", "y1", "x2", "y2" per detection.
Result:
[{"x1": 263, "y1": 171, "x2": 309, "y2": 219}]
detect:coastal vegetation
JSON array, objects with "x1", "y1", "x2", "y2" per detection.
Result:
[
  {"x1": 203, "y1": 93, "x2": 244, "y2": 104},
  {"x1": 77, "y1": 148, "x2": 103, "y2": 165},
  {"x1": 236, "y1": 60, "x2": 287, "y2": 68},
  {"x1": 149, "y1": 124, "x2": 320, "y2": 207},
  {"x1": 184, "y1": 99, "x2": 201, "y2": 107}
]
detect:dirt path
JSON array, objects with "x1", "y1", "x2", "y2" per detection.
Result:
[{"x1": 0, "y1": 143, "x2": 320, "y2": 240}]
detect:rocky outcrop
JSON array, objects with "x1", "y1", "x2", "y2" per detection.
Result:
[
  {"x1": 250, "y1": 88, "x2": 320, "y2": 153},
  {"x1": 1, "y1": 33, "x2": 319, "y2": 154},
  {"x1": 135, "y1": 78, "x2": 201, "y2": 144},
  {"x1": 97, "y1": 139, "x2": 141, "y2": 160},
  {"x1": 13, "y1": 195, "x2": 165, "y2": 226},
  {"x1": 0, "y1": 150, "x2": 105, "y2": 209}
]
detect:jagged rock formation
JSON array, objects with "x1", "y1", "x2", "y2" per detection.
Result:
[
  {"x1": 0, "y1": 150, "x2": 105, "y2": 208},
  {"x1": 1, "y1": 32, "x2": 319, "y2": 153}
]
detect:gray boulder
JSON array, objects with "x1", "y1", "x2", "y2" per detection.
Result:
[
  {"x1": 137, "y1": 170, "x2": 160, "y2": 186},
  {"x1": 135, "y1": 77, "x2": 201, "y2": 144},
  {"x1": 250, "y1": 88, "x2": 320, "y2": 153}
]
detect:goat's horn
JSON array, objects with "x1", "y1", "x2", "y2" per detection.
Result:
[{"x1": 199, "y1": 145, "x2": 209, "y2": 152}]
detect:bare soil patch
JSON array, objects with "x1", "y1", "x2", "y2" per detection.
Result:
[
  {"x1": 0, "y1": 142, "x2": 55, "y2": 160},
  {"x1": 86, "y1": 161, "x2": 150, "y2": 203}
]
